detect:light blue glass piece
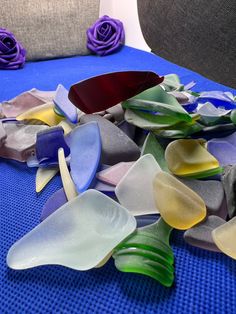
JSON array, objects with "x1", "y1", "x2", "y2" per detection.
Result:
[
  {"x1": 54, "y1": 84, "x2": 78, "y2": 124},
  {"x1": 70, "y1": 122, "x2": 101, "y2": 193}
]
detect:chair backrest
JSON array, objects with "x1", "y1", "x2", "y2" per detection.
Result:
[
  {"x1": 0, "y1": 0, "x2": 100, "y2": 60},
  {"x1": 138, "y1": 0, "x2": 236, "y2": 88}
]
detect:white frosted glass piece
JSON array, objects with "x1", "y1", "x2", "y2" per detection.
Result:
[
  {"x1": 7, "y1": 190, "x2": 136, "y2": 270},
  {"x1": 115, "y1": 154, "x2": 161, "y2": 215}
]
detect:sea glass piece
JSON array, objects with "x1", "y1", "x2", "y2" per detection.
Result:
[
  {"x1": 168, "y1": 91, "x2": 190, "y2": 104},
  {"x1": 198, "y1": 91, "x2": 236, "y2": 110},
  {"x1": 165, "y1": 139, "x2": 220, "y2": 178},
  {"x1": 7, "y1": 190, "x2": 136, "y2": 270},
  {"x1": 0, "y1": 123, "x2": 48, "y2": 162},
  {"x1": 161, "y1": 73, "x2": 182, "y2": 91},
  {"x1": 96, "y1": 162, "x2": 134, "y2": 186},
  {"x1": 69, "y1": 71, "x2": 164, "y2": 114},
  {"x1": 123, "y1": 85, "x2": 192, "y2": 122},
  {"x1": 36, "y1": 167, "x2": 59, "y2": 193},
  {"x1": 124, "y1": 108, "x2": 180, "y2": 130},
  {"x1": 222, "y1": 165, "x2": 236, "y2": 218},
  {"x1": 106, "y1": 104, "x2": 124, "y2": 122},
  {"x1": 115, "y1": 154, "x2": 161, "y2": 215},
  {"x1": 70, "y1": 122, "x2": 101, "y2": 193},
  {"x1": 41, "y1": 188, "x2": 67, "y2": 221},
  {"x1": 36, "y1": 126, "x2": 70, "y2": 167},
  {"x1": 58, "y1": 120, "x2": 74, "y2": 135},
  {"x1": 80, "y1": 115, "x2": 140, "y2": 165},
  {"x1": 184, "y1": 215, "x2": 225, "y2": 252},
  {"x1": 207, "y1": 132, "x2": 236, "y2": 166},
  {"x1": 16, "y1": 102, "x2": 64, "y2": 126},
  {"x1": 196, "y1": 102, "x2": 231, "y2": 117},
  {"x1": 54, "y1": 84, "x2": 78, "y2": 124},
  {"x1": 113, "y1": 217, "x2": 174, "y2": 287},
  {"x1": 1, "y1": 89, "x2": 49, "y2": 118},
  {"x1": 153, "y1": 172, "x2": 206, "y2": 230},
  {"x1": 117, "y1": 120, "x2": 136, "y2": 140},
  {"x1": 178, "y1": 178, "x2": 227, "y2": 218},
  {"x1": 194, "y1": 123, "x2": 236, "y2": 140},
  {"x1": 94, "y1": 180, "x2": 115, "y2": 193},
  {"x1": 212, "y1": 217, "x2": 236, "y2": 259},
  {"x1": 0, "y1": 121, "x2": 7, "y2": 146},
  {"x1": 58, "y1": 148, "x2": 78, "y2": 200},
  {"x1": 141, "y1": 132, "x2": 168, "y2": 171}
]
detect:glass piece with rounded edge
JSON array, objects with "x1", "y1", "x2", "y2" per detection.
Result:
[
  {"x1": 7, "y1": 190, "x2": 136, "y2": 271},
  {"x1": 70, "y1": 122, "x2": 101, "y2": 193},
  {"x1": 212, "y1": 217, "x2": 236, "y2": 259},
  {"x1": 153, "y1": 171, "x2": 206, "y2": 230},
  {"x1": 113, "y1": 217, "x2": 174, "y2": 287},
  {"x1": 165, "y1": 139, "x2": 220, "y2": 177},
  {"x1": 58, "y1": 147, "x2": 78, "y2": 200},
  {"x1": 16, "y1": 102, "x2": 64, "y2": 126},
  {"x1": 184, "y1": 215, "x2": 225, "y2": 252}
]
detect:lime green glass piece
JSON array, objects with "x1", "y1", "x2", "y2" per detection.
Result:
[
  {"x1": 141, "y1": 132, "x2": 169, "y2": 172},
  {"x1": 113, "y1": 218, "x2": 174, "y2": 287},
  {"x1": 122, "y1": 85, "x2": 192, "y2": 122}
]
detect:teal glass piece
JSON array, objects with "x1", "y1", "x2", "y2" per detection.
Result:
[
  {"x1": 141, "y1": 132, "x2": 169, "y2": 172},
  {"x1": 113, "y1": 218, "x2": 174, "y2": 287}
]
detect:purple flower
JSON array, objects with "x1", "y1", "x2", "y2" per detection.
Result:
[
  {"x1": 87, "y1": 15, "x2": 125, "y2": 56},
  {"x1": 0, "y1": 28, "x2": 26, "y2": 70}
]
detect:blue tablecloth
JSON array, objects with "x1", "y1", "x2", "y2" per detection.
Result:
[{"x1": 1, "y1": 46, "x2": 236, "y2": 314}]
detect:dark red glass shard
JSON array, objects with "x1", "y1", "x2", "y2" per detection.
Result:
[{"x1": 68, "y1": 70, "x2": 164, "y2": 114}]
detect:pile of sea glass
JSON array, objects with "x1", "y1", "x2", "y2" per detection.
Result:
[{"x1": 2, "y1": 70, "x2": 236, "y2": 288}]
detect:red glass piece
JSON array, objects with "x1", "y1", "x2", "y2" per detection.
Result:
[{"x1": 68, "y1": 70, "x2": 164, "y2": 114}]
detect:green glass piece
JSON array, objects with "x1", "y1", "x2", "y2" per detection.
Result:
[
  {"x1": 124, "y1": 109, "x2": 179, "y2": 130},
  {"x1": 230, "y1": 110, "x2": 236, "y2": 124},
  {"x1": 113, "y1": 218, "x2": 175, "y2": 287},
  {"x1": 179, "y1": 166, "x2": 223, "y2": 179},
  {"x1": 122, "y1": 85, "x2": 192, "y2": 122},
  {"x1": 154, "y1": 122, "x2": 203, "y2": 138},
  {"x1": 161, "y1": 74, "x2": 182, "y2": 91},
  {"x1": 141, "y1": 132, "x2": 169, "y2": 171}
]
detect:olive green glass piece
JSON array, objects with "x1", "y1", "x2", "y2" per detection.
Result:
[{"x1": 113, "y1": 218, "x2": 174, "y2": 287}]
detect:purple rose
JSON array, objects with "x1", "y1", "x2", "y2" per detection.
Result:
[
  {"x1": 0, "y1": 28, "x2": 26, "y2": 70},
  {"x1": 87, "y1": 15, "x2": 125, "y2": 56}
]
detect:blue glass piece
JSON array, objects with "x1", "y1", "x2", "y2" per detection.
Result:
[
  {"x1": 198, "y1": 91, "x2": 236, "y2": 110},
  {"x1": 54, "y1": 84, "x2": 78, "y2": 123},
  {"x1": 182, "y1": 101, "x2": 198, "y2": 113},
  {"x1": 41, "y1": 188, "x2": 67, "y2": 221},
  {"x1": 70, "y1": 122, "x2": 101, "y2": 193},
  {"x1": 36, "y1": 126, "x2": 70, "y2": 167}
]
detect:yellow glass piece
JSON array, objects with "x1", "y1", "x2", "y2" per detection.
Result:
[
  {"x1": 212, "y1": 217, "x2": 236, "y2": 259},
  {"x1": 16, "y1": 102, "x2": 64, "y2": 126},
  {"x1": 36, "y1": 167, "x2": 59, "y2": 193},
  {"x1": 165, "y1": 139, "x2": 219, "y2": 176},
  {"x1": 153, "y1": 171, "x2": 206, "y2": 230},
  {"x1": 58, "y1": 120, "x2": 73, "y2": 135},
  {"x1": 58, "y1": 148, "x2": 78, "y2": 200}
]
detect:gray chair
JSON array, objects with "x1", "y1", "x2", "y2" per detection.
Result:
[{"x1": 138, "y1": 0, "x2": 236, "y2": 88}]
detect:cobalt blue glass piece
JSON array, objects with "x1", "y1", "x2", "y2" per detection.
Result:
[
  {"x1": 198, "y1": 91, "x2": 236, "y2": 110},
  {"x1": 54, "y1": 84, "x2": 78, "y2": 124},
  {"x1": 36, "y1": 126, "x2": 70, "y2": 167},
  {"x1": 70, "y1": 122, "x2": 102, "y2": 193},
  {"x1": 182, "y1": 101, "x2": 198, "y2": 113}
]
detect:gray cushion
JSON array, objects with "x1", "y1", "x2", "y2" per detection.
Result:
[
  {"x1": 138, "y1": 0, "x2": 236, "y2": 88},
  {"x1": 0, "y1": 0, "x2": 99, "y2": 60}
]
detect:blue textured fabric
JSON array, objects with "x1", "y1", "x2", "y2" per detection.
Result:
[{"x1": 1, "y1": 46, "x2": 236, "y2": 314}]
